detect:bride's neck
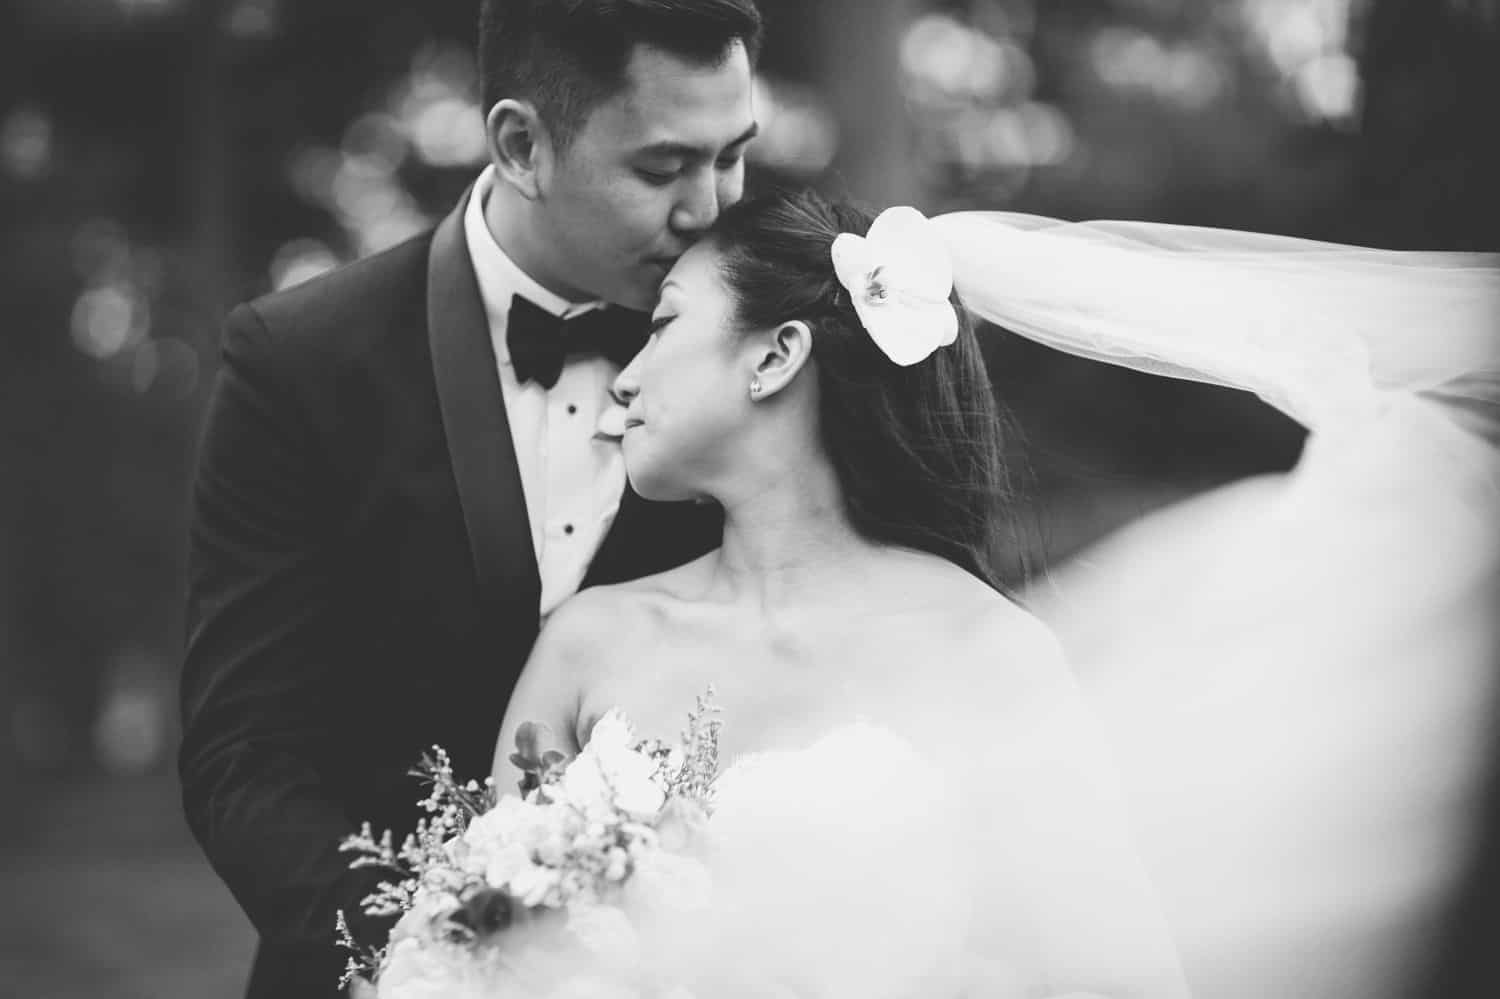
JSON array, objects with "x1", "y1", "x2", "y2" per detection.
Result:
[{"x1": 712, "y1": 455, "x2": 875, "y2": 611}]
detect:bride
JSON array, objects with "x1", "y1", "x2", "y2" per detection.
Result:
[
  {"x1": 492, "y1": 188, "x2": 1500, "y2": 997},
  {"x1": 493, "y1": 190, "x2": 1190, "y2": 997}
]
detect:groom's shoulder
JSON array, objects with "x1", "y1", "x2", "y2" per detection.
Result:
[
  {"x1": 248, "y1": 230, "x2": 434, "y2": 327},
  {"x1": 231, "y1": 230, "x2": 436, "y2": 356}
]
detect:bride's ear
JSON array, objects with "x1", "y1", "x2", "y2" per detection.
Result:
[{"x1": 749, "y1": 320, "x2": 814, "y2": 400}]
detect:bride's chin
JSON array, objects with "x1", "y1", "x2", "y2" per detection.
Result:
[{"x1": 624, "y1": 466, "x2": 693, "y2": 504}]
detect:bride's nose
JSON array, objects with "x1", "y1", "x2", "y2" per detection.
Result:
[{"x1": 611, "y1": 355, "x2": 641, "y2": 407}]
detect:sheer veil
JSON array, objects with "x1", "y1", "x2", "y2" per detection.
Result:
[
  {"x1": 934, "y1": 212, "x2": 1500, "y2": 431},
  {"x1": 932, "y1": 211, "x2": 1500, "y2": 997}
]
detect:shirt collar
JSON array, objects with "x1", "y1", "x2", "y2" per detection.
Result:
[{"x1": 463, "y1": 165, "x2": 605, "y2": 365}]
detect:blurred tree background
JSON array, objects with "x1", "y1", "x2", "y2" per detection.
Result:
[{"x1": 1, "y1": 0, "x2": 1496, "y2": 995}]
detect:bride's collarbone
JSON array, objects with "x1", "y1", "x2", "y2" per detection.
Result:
[
  {"x1": 650, "y1": 573, "x2": 995, "y2": 637},
  {"x1": 630, "y1": 608, "x2": 955, "y2": 675},
  {"x1": 575, "y1": 564, "x2": 1014, "y2": 743},
  {"x1": 593, "y1": 619, "x2": 965, "y2": 735},
  {"x1": 590, "y1": 583, "x2": 1004, "y2": 713}
]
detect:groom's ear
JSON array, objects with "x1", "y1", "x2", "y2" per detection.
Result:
[
  {"x1": 751, "y1": 320, "x2": 814, "y2": 400},
  {"x1": 487, "y1": 99, "x2": 548, "y2": 201}
]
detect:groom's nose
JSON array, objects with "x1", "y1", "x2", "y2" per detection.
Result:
[{"x1": 669, "y1": 171, "x2": 728, "y2": 238}]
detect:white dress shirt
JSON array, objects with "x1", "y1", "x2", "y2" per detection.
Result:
[{"x1": 463, "y1": 165, "x2": 629, "y2": 617}]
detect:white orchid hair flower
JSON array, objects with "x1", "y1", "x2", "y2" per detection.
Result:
[{"x1": 830, "y1": 206, "x2": 959, "y2": 366}]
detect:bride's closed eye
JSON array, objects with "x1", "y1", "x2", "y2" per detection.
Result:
[{"x1": 649, "y1": 314, "x2": 676, "y2": 336}]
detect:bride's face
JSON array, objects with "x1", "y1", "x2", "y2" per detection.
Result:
[{"x1": 612, "y1": 242, "x2": 754, "y2": 501}]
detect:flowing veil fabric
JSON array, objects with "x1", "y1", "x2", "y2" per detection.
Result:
[
  {"x1": 935, "y1": 213, "x2": 1499, "y2": 430},
  {"x1": 935, "y1": 212, "x2": 1500, "y2": 997}
]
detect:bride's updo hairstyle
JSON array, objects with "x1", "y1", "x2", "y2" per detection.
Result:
[{"x1": 706, "y1": 189, "x2": 1022, "y2": 591}]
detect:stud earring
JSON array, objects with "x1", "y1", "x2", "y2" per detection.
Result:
[{"x1": 750, "y1": 377, "x2": 763, "y2": 397}]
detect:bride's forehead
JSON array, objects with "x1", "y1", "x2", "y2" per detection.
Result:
[{"x1": 664, "y1": 244, "x2": 729, "y2": 294}]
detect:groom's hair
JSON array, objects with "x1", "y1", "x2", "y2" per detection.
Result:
[
  {"x1": 705, "y1": 189, "x2": 1029, "y2": 593},
  {"x1": 478, "y1": 0, "x2": 764, "y2": 151}
]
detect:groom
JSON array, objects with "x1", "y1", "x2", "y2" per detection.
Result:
[{"x1": 178, "y1": 2, "x2": 761, "y2": 995}]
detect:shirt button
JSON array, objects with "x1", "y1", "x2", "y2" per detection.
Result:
[
  {"x1": 563, "y1": 523, "x2": 575, "y2": 536},
  {"x1": 567, "y1": 404, "x2": 578, "y2": 415}
]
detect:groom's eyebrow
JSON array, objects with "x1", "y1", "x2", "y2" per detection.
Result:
[{"x1": 638, "y1": 122, "x2": 760, "y2": 162}]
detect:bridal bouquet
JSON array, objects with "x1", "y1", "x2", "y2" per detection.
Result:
[{"x1": 337, "y1": 693, "x2": 722, "y2": 999}]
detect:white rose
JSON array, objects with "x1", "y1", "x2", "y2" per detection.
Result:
[
  {"x1": 602, "y1": 761, "x2": 666, "y2": 819},
  {"x1": 557, "y1": 750, "x2": 664, "y2": 821},
  {"x1": 572, "y1": 715, "x2": 667, "y2": 819},
  {"x1": 555, "y1": 752, "x2": 612, "y2": 818},
  {"x1": 587, "y1": 710, "x2": 636, "y2": 752}
]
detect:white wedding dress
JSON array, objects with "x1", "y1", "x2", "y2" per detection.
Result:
[
  {"x1": 631, "y1": 718, "x2": 1186, "y2": 999},
  {"x1": 677, "y1": 724, "x2": 979, "y2": 997}
]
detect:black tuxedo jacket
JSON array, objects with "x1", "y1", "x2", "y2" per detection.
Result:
[{"x1": 178, "y1": 191, "x2": 722, "y2": 998}]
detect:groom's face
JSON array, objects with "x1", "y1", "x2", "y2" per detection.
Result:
[{"x1": 533, "y1": 41, "x2": 758, "y2": 311}]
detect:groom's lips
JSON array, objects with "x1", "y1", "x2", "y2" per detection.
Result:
[{"x1": 623, "y1": 418, "x2": 644, "y2": 431}]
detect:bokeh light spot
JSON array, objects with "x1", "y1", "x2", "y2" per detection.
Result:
[
  {"x1": 270, "y1": 237, "x2": 341, "y2": 291},
  {"x1": 1, "y1": 105, "x2": 54, "y2": 181},
  {"x1": 749, "y1": 78, "x2": 839, "y2": 178},
  {"x1": 71, "y1": 282, "x2": 148, "y2": 360}
]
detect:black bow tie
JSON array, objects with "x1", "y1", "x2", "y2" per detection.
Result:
[{"x1": 506, "y1": 296, "x2": 649, "y2": 389}]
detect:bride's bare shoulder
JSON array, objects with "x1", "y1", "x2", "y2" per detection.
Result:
[
  {"x1": 890, "y1": 551, "x2": 1054, "y2": 639},
  {"x1": 540, "y1": 552, "x2": 718, "y2": 654},
  {"x1": 882, "y1": 549, "x2": 1066, "y2": 674},
  {"x1": 919, "y1": 564, "x2": 1070, "y2": 687},
  {"x1": 974, "y1": 596, "x2": 1067, "y2": 671}
]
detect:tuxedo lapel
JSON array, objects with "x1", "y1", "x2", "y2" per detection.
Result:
[{"x1": 427, "y1": 190, "x2": 542, "y2": 629}]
